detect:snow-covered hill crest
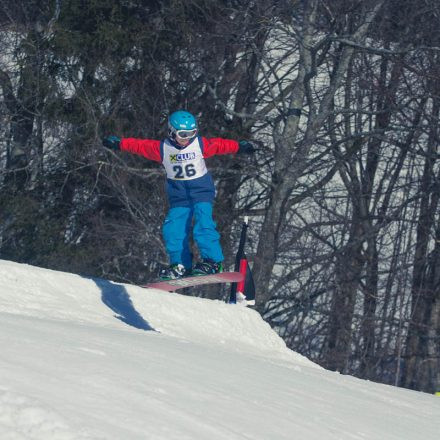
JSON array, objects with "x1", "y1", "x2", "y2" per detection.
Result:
[{"x1": 0, "y1": 259, "x2": 311, "y2": 364}]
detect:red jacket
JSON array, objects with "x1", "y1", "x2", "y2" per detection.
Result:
[
  {"x1": 120, "y1": 136, "x2": 239, "y2": 207},
  {"x1": 120, "y1": 136, "x2": 239, "y2": 161}
]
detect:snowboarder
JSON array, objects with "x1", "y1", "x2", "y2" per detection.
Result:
[{"x1": 102, "y1": 110, "x2": 255, "y2": 280}]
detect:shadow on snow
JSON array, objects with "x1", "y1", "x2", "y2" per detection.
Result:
[{"x1": 88, "y1": 277, "x2": 155, "y2": 331}]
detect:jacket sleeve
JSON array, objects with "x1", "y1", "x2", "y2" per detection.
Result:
[
  {"x1": 201, "y1": 137, "x2": 239, "y2": 158},
  {"x1": 120, "y1": 138, "x2": 162, "y2": 163}
]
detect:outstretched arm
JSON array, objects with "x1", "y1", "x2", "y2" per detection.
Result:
[
  {"x1": 102, "y1": 136, "x2": 162, "y2": 163},
  {"x1": 201, "y1": 137, "x2": 255, "y2": 158}
]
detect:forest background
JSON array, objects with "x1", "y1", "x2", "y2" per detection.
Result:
[{"x1": 1, "y1": 0, "x2": 440, "y2": 394}]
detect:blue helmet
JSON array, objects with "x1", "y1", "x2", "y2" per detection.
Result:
[{"x1": 168, "y1": 110, "x2": 198, "y2": 140}]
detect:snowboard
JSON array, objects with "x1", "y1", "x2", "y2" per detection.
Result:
[{"x1": 142, "y1": 271, "x2": 244, "y2": 292}]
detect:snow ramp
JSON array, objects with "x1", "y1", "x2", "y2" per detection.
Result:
[{"x1": 0, "y1": 259, "x2": 314, "y2": 366}]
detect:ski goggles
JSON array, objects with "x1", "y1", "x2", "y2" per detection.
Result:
[{"x1": 175, "y1": 128, "x2": 198, "y2": 139}]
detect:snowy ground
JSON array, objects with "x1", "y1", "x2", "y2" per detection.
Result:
[{"x1": 0, "y1": 259, "x2": 439, "y2": 439}]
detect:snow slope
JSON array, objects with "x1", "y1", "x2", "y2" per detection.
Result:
[{"x1": 0, "y1": 259, "x2": 439, "y2": 439}]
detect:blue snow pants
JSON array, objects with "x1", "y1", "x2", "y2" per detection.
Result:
[{"x1": 162, "y1": 202, "x2": 224, "y2": 269}]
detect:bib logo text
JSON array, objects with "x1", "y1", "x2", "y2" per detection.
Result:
[{"x1": 169, "y1": 152, "x2": 196, "y2": 163}]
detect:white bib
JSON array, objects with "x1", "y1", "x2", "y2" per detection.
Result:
[{"x1": 162, "y1": 138, "x2": 208, "y2": 181}]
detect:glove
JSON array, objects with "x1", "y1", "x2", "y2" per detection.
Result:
[
  {"x1": 102, "y1": 135, "x2": 121, "y2": 151},
  {"x1": 237, "y1": 140, "x2": 255, "y2": 155}
]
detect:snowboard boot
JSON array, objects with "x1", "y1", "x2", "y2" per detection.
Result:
[
  {"x1": 159, "y1": 263, "x2": 189, "y2": 280},
  {"x1": 192, "y1": 259, "x2": 223, "y2": 276}
]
